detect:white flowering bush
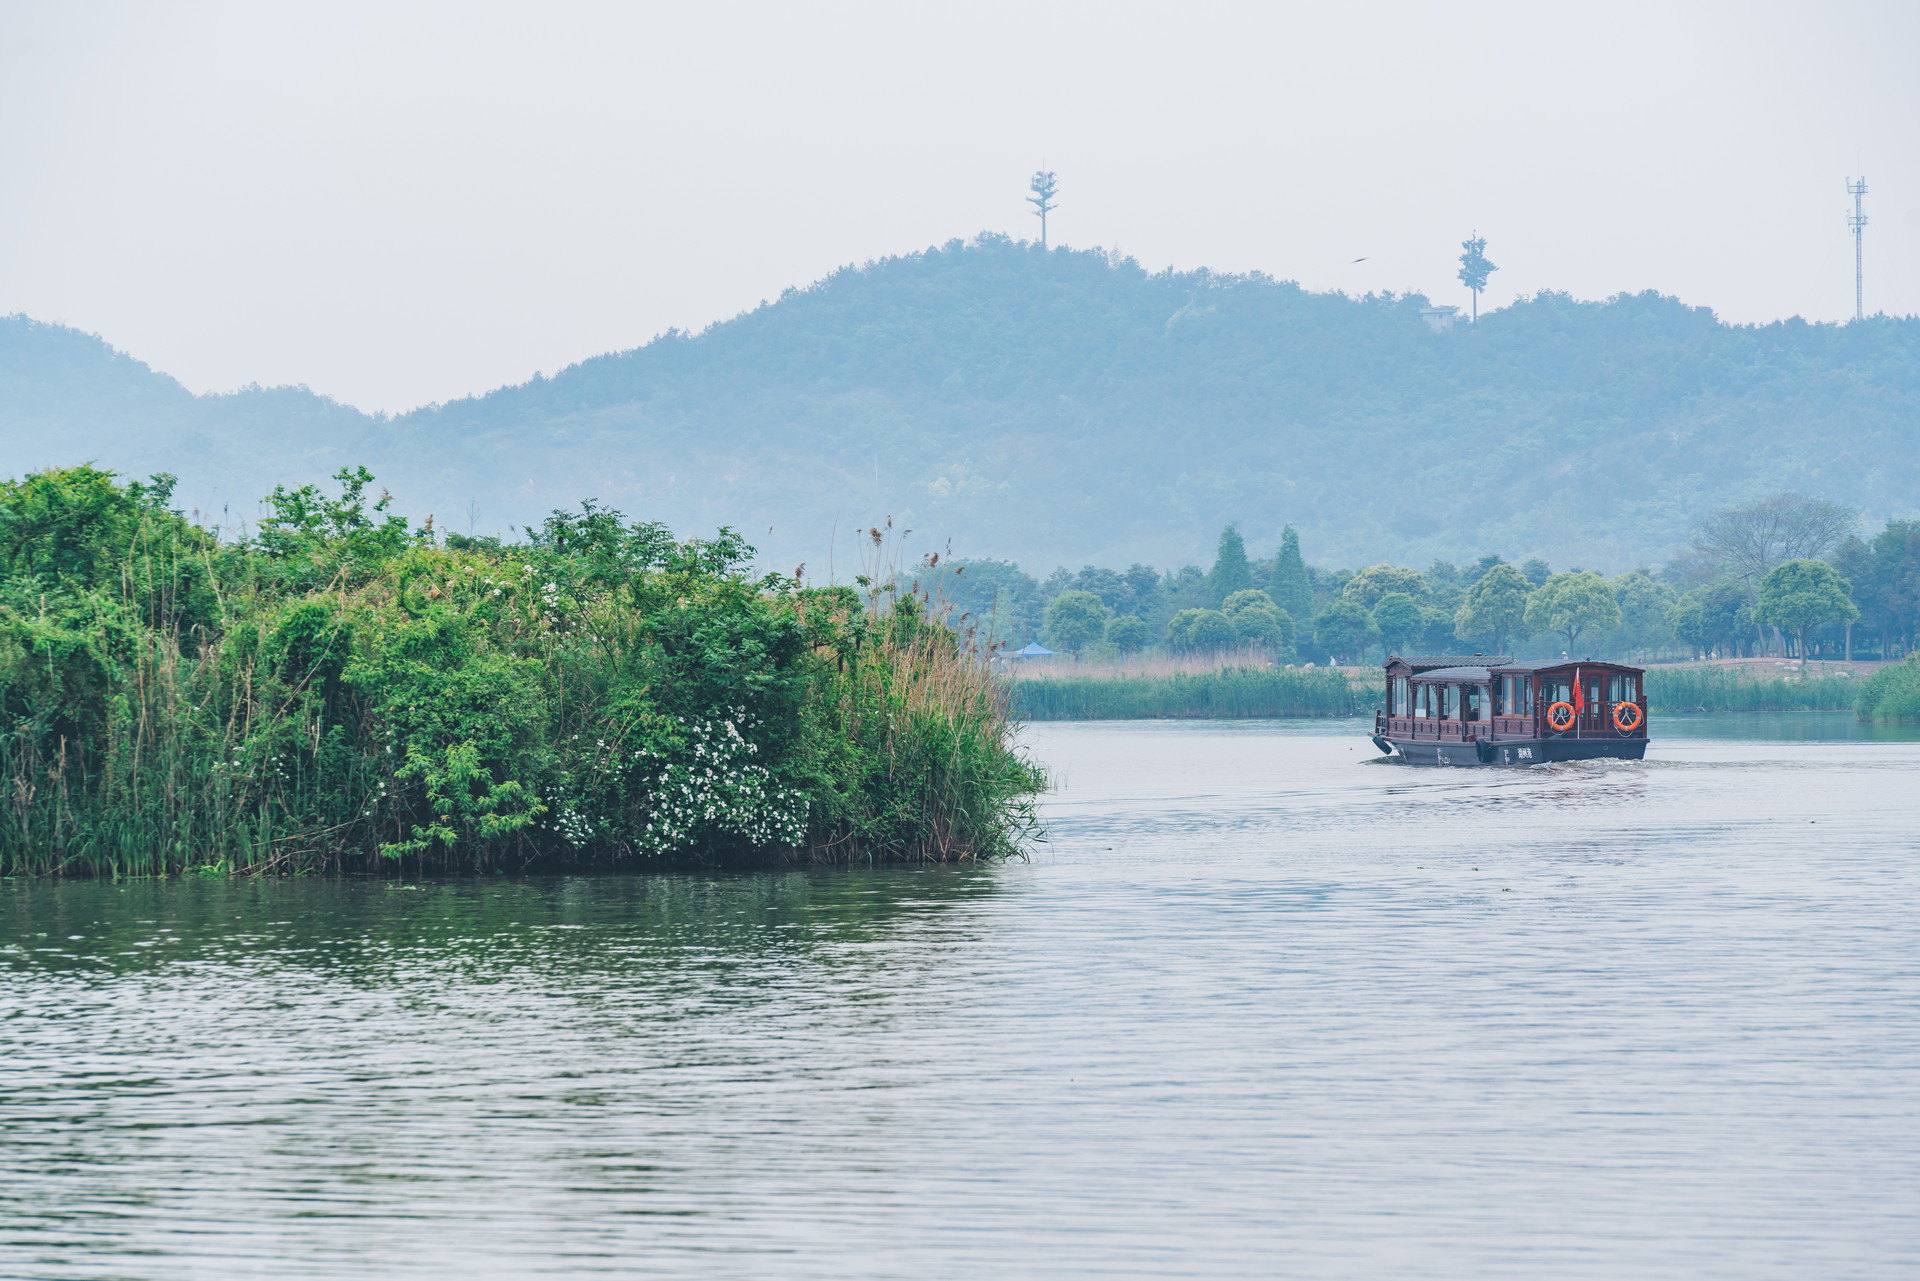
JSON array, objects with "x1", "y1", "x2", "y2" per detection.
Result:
[{"x1": 555, "y1": 709, "x2": 807, "y2": 857}]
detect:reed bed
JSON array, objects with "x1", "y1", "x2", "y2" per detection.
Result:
[
  {"x1": 1643, "y1": 665, "x2": 1859, "y2": 713},
  {"x1": 1011, "y1": 665, "x2": 1368, "y2": 720},
  {"x1": 1010, "y1": 647, "x2": 1279, "y2": 681}
]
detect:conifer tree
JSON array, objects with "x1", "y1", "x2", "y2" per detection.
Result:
[
  {"x1": 1268, "y1": 525, "x2": 1314, "y2": 628},
  {"x1": 1207, "y1": 524, "x2": 1254, "y2": 607}
]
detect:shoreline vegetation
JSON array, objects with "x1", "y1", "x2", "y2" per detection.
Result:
[
  {"x1": 1007, "y1": 657, "x2": 1886, "y2": 721},
  {"x1": 0, "y1": 466, "x2": 1044, "y2": 878},
  {"x1": 1855, "y1": 657, "x2": 1920, "y2": 723},
  {"x1": 1012, "y1": 665, "x2": 1366, "y2": 721}
]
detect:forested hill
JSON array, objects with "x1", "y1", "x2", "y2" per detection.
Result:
[
  {"x1": 7, "y1": 234, "x2": 1919, "y2": 572},
  {"x1": 0, "y1": 315, "x2": 379, "y2": 525}
]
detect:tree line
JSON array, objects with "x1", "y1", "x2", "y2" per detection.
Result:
[{"x1": 930, "y1": 492, "x2": 1918, "y2": 667}]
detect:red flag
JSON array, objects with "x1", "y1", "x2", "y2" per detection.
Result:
[{"x1": 1573, "y1": 668, "x2": 1584, "y2": 714}]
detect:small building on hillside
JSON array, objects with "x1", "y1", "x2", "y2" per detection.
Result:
[{"x1": 1419, "y1": 304, "x2": 1460, "y2": 333}]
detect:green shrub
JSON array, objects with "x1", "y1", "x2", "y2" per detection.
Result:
[
  {"x1": 1856, "y1": 657, "x2": 1920, "y2": 723},
  {"x1": 1105, "y1": 614, "x2": 1149, "y2": 654},
  {"x1": 1169, "y1": 608, "x2": 1237, "y2": 653},
  {"x1": 0, "y1": 466, "x2": 1043, "y2": 876}
]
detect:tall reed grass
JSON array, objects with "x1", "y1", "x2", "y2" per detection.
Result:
[
  {"x1": 1643, "y1": 666, "x2": 1858, "y2": 713},
  {"x1": 1012, "y1": 665, "x2": 1367, "y2": 720}
]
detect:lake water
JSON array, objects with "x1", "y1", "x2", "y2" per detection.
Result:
[{"x1": 5, "y1": 713, "x2": 1918, "y2": 1278}]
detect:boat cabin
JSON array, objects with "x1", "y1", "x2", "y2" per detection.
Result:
[{"x1": 1372, "y1": 654, "x2": 1648, "y2": 765}]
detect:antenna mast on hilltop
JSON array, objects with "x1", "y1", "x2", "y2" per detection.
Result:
[
  {"x1": 1847, "y1": 176, "x2": 1868, "y2": 321},
  {"x1": 1028, "y1": 170, "x2": 1058, "y2": 249}
]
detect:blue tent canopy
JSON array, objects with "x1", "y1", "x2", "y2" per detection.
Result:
[{"x1": 1012, "y1": 642, "x2": 1054, "y2": 658}]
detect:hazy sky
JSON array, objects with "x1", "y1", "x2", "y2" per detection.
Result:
[{"x1": 3, "y1": 1, "x2": 1916, "y2": 413}]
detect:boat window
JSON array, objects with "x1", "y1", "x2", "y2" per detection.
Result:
[
  {"x1": 1465, "y1": 686, "x2": 1483, "y2": 721},
  {"x1": 1413, "y1": 683, "x2": 1427, "y2": 717},
  {"x1": 1608, "y1": 675, "x2": 1623, "y2": 703},
  {"x1": 1442, "y1": 684, "x2": 1458, "y2": 718},
  {"x1": 1623, "y1": 675, "x2": 1637, "y2": 704},
  {"x1": 1496, "y1": 674, "x2": 1511, "y2": 715},
  {"x1": 1524, "y1": 677, "x2": 1535, "y2": 714},
  {"x1": 1391, "y1": 677, "x2": 1409, "y2": 716}
]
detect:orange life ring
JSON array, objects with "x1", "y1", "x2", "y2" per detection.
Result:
[
  {"x1": 1613, "y1": 701, "x2": 1643, "y2": 733},
  {"x1": 1545, "y1": 700, "x2": 1576, "y2": 733}
]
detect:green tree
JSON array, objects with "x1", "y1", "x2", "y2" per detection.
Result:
[
  {"x1": 1523, "y1": 571, "x2": 1620, "y2": 655},
  {"x1": 1463, "y1": 554, "x2": 1506, "y2": 587},
  {"x1": 1313, "y1": 599, "x2": 1374, "y2": 664},
  {"x1": 1123, "y1": 563, "x2": 1163, "y2": 612},
  {"x1": 1223, "y1": 589, "x2": 1294, "y2": 656},
  {"x1": 1691, "y1": 492, "x2": 1858, "y2": 654},
  {"x1": 1044, "y1": 589, "x2": 1110, "y2": 656},
  {"x1": 1453, "y1": 563, "x2": 1532, "y2": 655},
  {"x1": 1458, "y1": 232, "x2": 1497, "y2": 322},
  {"x1": 1668, "y1": 581, "x2": 1751, "y2": 659},
  {"x1": 1221, "y1": 589, "x2": 1271, "y2": 616},
  {"x1": 1417, "y1": 606, "x2": 1459, "y2": 653},
  {"x1": 1520, "y1": 558, "x2": 1552, "y2": 588},
  {"x1": 1340, "y1": 563, "x2": 1428, "y2": 611},
  {"x1": 1207, "y1": 525, "x2": 1254, "y2": 607},
  {"x1": 1423, "y1": 561, "x2": 1471, "y2": 617},
  {"x1": 1104, "y1": 613, "x2": 1149, "y2": 654},
  {"x1": 1667, "y1": 591, "x2": 1709, "y2": 659},
  {"x1": 1831, "y1": 520, "x2": 1919, "y2": 658},
  {"x1": 1755, "y1": 558, "x2": 1858, "y2": 664},
  {"x1": 1268, "y1": 525, "x2": 1314, "y2": 627},
  {"x1": 1610, "y1": 569, "x2": 1675, "y2": 660},
  {"x1": 1168, "y1": 607, "x2": 1237, "y2": 654},
  {"x1": 1371, "y1": 591, "x2": 1424, "y2": 657}
]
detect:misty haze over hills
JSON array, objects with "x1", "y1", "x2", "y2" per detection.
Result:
[{"x1": 6, "y1": 234, "x2": 1917, "y2": 576}]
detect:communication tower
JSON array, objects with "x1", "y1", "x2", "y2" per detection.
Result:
[
  {"x1": 1028, "y1": 170, "x2": 1058, "y2": 249},
  {"x1": 1847, "y1": 176, "x2": 1868, "y2": 321}
]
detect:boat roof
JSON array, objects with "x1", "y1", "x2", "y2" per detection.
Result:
[
  {"x1": 1409, "y1": 659, "x2": 1643, "y2": 680},
  {"x1": 1393, "y1": 654, "x2": 1515, "y2": 670},
  {"x1": 1413, "y1": 666, "x2": 1499, "y2": 682}
]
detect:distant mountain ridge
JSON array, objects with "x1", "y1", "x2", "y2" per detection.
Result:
[{"x1": 7, "y1": 234, "x2": 1918, "y2": 573}]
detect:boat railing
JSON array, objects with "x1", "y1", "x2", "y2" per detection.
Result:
[{"x1": 1381, "y1": 697, "x2": 1648, "y2": 741}]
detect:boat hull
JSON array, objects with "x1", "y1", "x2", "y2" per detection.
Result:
[{"x1": 1377, "y1": 736, "x2": 1648, "y2": 766}]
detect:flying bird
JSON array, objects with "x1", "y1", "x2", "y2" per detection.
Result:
[{"x1": 1351, "y1": 256, "x2": 1369, "y2": 263}]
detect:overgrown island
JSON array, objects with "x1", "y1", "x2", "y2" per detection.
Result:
[{"x1": 0, "y1": 466, "x2": 1044, "y2": 877}]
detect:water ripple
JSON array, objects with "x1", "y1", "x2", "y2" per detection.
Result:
[{"x1": 3, "y1": 715, "x2": 1918, "y2": 1278}]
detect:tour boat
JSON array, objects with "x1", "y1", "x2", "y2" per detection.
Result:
[{"x1": 1370, "y1": 654, "x2": 1649, "y2": 765}]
